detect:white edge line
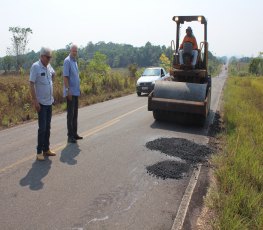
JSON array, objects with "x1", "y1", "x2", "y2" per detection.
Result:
[{"x1": 171, "y1": 164, "x2": 202, "y2": 230}]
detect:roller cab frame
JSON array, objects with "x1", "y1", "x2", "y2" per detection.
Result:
[{"x1": 148, "y1": 15, "x2": 211, "y2": 122}]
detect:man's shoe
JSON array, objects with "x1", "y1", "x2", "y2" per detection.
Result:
[
  {"x1": 43, "y1": 149, "x2": 56, "y2": 156},
  {"x1": 36, "y1": 153, "x2": 45, "y2": 161},
  {"x1": 74, "y1": 135, "x2": 83, "y2": 140},
  {"x1": 68, "y1": 137, "x2": 77, "y2": 143}
]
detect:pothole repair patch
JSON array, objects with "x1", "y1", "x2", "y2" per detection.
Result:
[
  {"x1": 146, "y1": 161, "x2": 190, "y2": 180},
  {"x1": 146, "y1": 138, "x2": 213, "y2": 179}
]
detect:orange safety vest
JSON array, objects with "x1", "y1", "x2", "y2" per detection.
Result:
[{"x1": 180, "y1": 35, "x2": 198, "y2": 50}]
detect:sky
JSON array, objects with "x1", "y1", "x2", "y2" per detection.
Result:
[{"x1": 0, "y1": 0, "x2": 262, "y2": 58}]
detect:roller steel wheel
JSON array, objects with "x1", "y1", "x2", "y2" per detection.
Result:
[
  {"x1": 196, "y1": 114, "x2": 206, "y2": 126},
  {"x1": 154, "y1": 81, "x2": 207, "y2": 102},
  {"x1": 153, "y1": 110, "x2": 163, "y2": 121}
]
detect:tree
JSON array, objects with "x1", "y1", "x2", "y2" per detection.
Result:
[
  {"x1": 128, "y1": 64, "x2": 138, "y2": 78},
  {"x1": 249, "y1": 57, "x2": 263, "y2": 75},
  {"x1": 8, "y1": 26, "x2": 33, "y2": 72},
  {"x1": 1, "y1": 55, "x2": 13, "y2": 73},
  {"x1": 78, "y1": 58, "x2": 87, "y2": 72},
  {"x1": 140, "y1": 42, "x2": 162, "y2": 67},
  {"x1": 86, "y1": 52, "x2": 111, "y2": 75},
  {"x1": 52, "y1": 49, "x2": 68, "y2": 68},
  {"x1": 159, "y1": 53, "x2": 170, "y2": 72}
]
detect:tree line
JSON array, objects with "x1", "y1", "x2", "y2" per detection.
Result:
[
  {"x1": 0, "y1": 41, "x2": 224, "y2": 73},
  {"x1": 0, "y1": 26, "x2": 224, "y2": 75},
  {"x1": 229, "y1": 53, "x2": 263, "y2": 76},
  {"x1": 0, "y1": 40, "x2": 172, "y2": 73}
]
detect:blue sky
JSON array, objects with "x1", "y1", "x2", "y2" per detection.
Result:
[{"x1": 0, "y1": 0, "x2": 262, "y2": 57}]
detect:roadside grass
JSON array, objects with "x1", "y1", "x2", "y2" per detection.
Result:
[
  {"x1": 210, "y1": 76, "x2": 263, "y2": 229},
  {"x1": 0, "y1": 71, "x2": 136, "y2": 129}
]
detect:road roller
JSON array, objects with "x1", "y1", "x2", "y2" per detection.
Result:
[{"x1": 148, "y1": 15, "x2": 211, "y2": 125}]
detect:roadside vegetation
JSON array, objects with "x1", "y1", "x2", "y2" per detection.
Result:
[
  {"x1": 0, "y1": 73, "x2": 137, "y2": 129},
  {"x1": 207, "y1": 55, "x2": 263, "y2": 229},
  {"x1": 0, "y1": 52, "x2": 138, "y2": 129}
]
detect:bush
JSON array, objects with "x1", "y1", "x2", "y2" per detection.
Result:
[
  {"x1": 238, "y1": 71, "x2": 249, "y2": 77},
  {"x1": 249, "y1": 57, "x2": 263, "y2": 75}
]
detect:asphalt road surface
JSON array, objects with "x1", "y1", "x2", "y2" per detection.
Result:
[{"x1": 0, "y1": 67, "x2": 227, "y2": 230}]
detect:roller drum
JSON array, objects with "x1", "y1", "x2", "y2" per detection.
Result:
[{"x1": 153, "y1": 81, "x2": 207, "y2": 102}]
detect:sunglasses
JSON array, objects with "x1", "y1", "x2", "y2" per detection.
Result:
[{"x1": 45, "y1": 55, "x2": 52, "y2": 59}]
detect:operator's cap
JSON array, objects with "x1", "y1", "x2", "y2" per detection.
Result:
[{"x1": 186, "y1": 26, "x2": 192, "y2": 32}]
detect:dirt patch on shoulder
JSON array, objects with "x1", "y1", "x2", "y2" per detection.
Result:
[
  {"x1": 208, "y1": 111, "x2": 225, "y2": 152},
  {"x1": 195, "y1": 111, "x2": 225, "y2": 230}
]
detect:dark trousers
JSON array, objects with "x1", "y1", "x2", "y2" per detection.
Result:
[
  {"x1": 37, "y1": 104, "x2": 52, "y2": 154},
  {"x1": 67, "y1": 96, "x2": 79, "y2": 138}
]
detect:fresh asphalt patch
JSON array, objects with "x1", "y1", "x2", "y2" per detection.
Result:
[
  {"x1": 146, "y1": 138, "x2": 213, "y2": 180},
  {"x1": 146, "y1": 160, "x2": 190, "y2": 180}
]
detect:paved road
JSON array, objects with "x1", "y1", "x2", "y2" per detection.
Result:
[{"x1": 0, "y1": 68, "x2": 227, "y2": 230}]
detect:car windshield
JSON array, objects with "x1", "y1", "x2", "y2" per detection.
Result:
[{"x1": 142, "y1": 68, "x2": 161, "y2": 76}]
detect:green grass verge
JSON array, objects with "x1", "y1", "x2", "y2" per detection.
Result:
[{"x1": 211, "y1": 76, "x2": 263, "y2": 229}]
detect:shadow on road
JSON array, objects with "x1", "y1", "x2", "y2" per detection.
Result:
[
  {"x1": 137, "y1": 93, "x2": 149, "y2": 97},
  {"x1": 19, "y1": 158, "x2": 52, "y2": 190},
  {"x1": 150, "y1": 111, "x2": 215, "y2": 136},
  {"x1": 60, "y1": 143, "x2": 81, "y2": 165}
]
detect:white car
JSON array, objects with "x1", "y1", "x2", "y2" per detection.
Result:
[{"x1": 136, "y1": 67, "x2": 169, "y2": 96}]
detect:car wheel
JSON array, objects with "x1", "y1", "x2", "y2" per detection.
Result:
[{"x1": 137, "y1": 92, "x2": 141, "y2": 96}]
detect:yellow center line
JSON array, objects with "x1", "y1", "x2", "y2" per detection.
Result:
[
  {"x1": 0, "y1": 105, "x2": 146, "y2": 174},
  {"x1": 113, "y1": 105, "x2": 146, "y2": 120},
  {"x1": 82, "y1": 119, "x2": 120, "y2": 138},
  {"x1": 0, "y1": 155, "x2": 35, "y2": 174}
]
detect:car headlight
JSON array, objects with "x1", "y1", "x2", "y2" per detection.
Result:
[
  {"x1": 136, "y1": 82, "x2": 140, "y2": 86},
  {"x1": 152, "y1": 81, "x2": 156, "y2": 85}
]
